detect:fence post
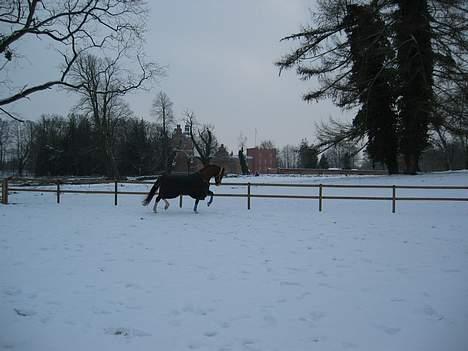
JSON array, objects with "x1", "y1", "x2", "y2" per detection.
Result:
[
  {"x1": 179, "y1": 195, "x2": 183, "y2": 208},
  {"x1": 56, "y1": 180, "x2": 60, "y2": 204},
  {"x1": 392, "y1": 185, "x2": 396, "y2": 213},
  {"x1": 1, "y1": 178, "x2": 8, "y2": 205},
  {"x1": 319, "y1": 184, "x2": 323, "y2": 212},
  {"x1": 247, "y1": 182, "x2": 251, "y2": 210},
  {"x1": 114, "y1": 180, "x2": 118, "y2": 206}
]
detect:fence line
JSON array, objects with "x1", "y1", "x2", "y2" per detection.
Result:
[{"x1": 2, "y1": 177, "x2": 468, "y2": 213}]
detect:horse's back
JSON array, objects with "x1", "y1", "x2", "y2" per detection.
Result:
[{"x1": 159, "y1": 173, "x2": 208, "y2": 199}]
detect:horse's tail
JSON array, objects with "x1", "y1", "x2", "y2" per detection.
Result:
[{"x1": 142, "y1": 177, "x2": 161, "y2": 206}]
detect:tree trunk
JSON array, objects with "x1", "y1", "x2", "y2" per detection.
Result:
[
  {"x1": 404, "y1": 153, "x2": 419, "y2": 175},
  {"x1": 463, "y1": 137, "x2": 468, "y2": 169},
  {"x1": 396, "y1": 0, "x2": 433, "y2": 175}
]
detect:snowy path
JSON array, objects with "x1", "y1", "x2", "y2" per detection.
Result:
[{"x1": 1, "y1": 172, "x2": 468, "y2": 350}]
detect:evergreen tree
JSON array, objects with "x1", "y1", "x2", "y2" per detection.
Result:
[
  {"x1": 118, "y1": 118, "x2": 153, "y2": 176},
  {"x1": 276, "y1": 0, "x2": 466, "y2": 174},
  {"x1": 318, "y1": 155, "x2": 330, "y2": 169},
  {"x1": 61, "y1": 114, "x2": 96, "y2": 176},
  {"x1": 342, "y1": 152, "x2": 353, "y2": 169},
  {"x1": 395, "y1": 0, "x2": 433, "y2": 174},
  {"x1": 344, "y1": 4, "x2": 399, "y2": 173},
  {"x1": 298, "y1": 139, "x2": 318, "y2": 168},
  {"x1": 238, "y1": 147, "x2": 249, "y2": 175},
  {"x1": 32, "y1": 116, "x2": 65, "y2": 176}
]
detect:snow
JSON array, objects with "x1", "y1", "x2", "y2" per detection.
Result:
[{"x1": 1, "y1": 171, "x2": 468, "y2": 351}]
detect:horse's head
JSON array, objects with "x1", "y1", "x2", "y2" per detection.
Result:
[
  {"x1": 198, "y1": 164, "x2": 225, "y2": 185},
  {"x1": 214, "y1": 166, "x2": 225, "y2": 186}
]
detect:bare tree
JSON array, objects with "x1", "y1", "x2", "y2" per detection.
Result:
[
  {"x1": 0, "y1": 119, "x2": 11, "y2": 169},
  {"x1": 184, "y1": 111, "x2": 218, "y2": 166},
  {"x1": 0, "y1": 0, "x2": 158, "y2": 118},
  {"x1": 69, "y1": 54, "x2": 141, "y2": 177},
  {"x1": 151, "y1": 91, "x2": 175, "y2": 171},
  {"x1": 279, "y1": 145, "x2": 298, "y2": 168},
  {"x1": 432, "y1": 79, "x2": 468, "y2": 168},
  {"x1": 10, "y1": 120, "x2": 34, "y2": 176},
  {"x1": 237, "y1": 131, "x2": 247, "y2": 150},
  {"x1": 323, "y1": 142, "x2": 359, "y2": 169},
  {"x1": 259, "y1": 140, "x2": 275, "y2": 149}
]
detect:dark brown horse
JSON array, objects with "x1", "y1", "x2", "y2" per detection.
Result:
[{"x1": 142, "y1": 164, "x2": 225, "y2": 213}]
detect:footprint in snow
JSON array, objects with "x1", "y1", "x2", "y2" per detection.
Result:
[
  {"x1": 263, "y1": 314, "x2": 276, "y2": 326},
  {"x1": 391, "y1": 297, "x2": 405, "y2": 303},
  {"x1": 219, "y1": 321, "x2": 230, "y2": 329},
  {"x1": 309, "y1": 311, "x2": 325, "y2": 321},
  {"x1": 423, "y1": 304, "x2": 444, "y2": 320},
  {"x1": 342, "y1": 341, "x2": 358, "y2": 349},
  {"x1": 104, "y1": 327, "x2": 151, "y2": 337},
  {"x1": 3, "y1": 288, "x2": 22, "y2": 297},
  {"x1": 373, "y1": 323, "x2": 401, "y2": 335},
  {"x1": 187, "y1": 341, "x2": 203, "y2": 349},
  {"x1": 241, "y1": 339, "x2": 258, "y2": 349},
  {"x1": 204, "y1": 331, "x2": 218, "y2": 337},
  {"x1": 280, "y1": 281, "x2": 302, "y2": 287},
  {"x1": 297, "y1": 292, "x2": 311, "y2": 300},
  {"x1": 14, "y1": 308, "x2": 36, "y2": 317}
]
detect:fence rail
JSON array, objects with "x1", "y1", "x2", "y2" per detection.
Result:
[{"x1": 2, "y1": 177, "x2": 468, "y2": 213}]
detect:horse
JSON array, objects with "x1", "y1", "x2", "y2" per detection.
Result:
[{"x1": 142, "y1": 164, "x2": 225, "y2": 213}]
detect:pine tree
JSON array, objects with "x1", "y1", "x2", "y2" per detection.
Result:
[
  {"x1": 277, "y1": 0, "x2": 466, "y2": 174},
  {"x1": 344, "y1": 4, "x2": 399, "y2": 173},
  {"x1": 318, "y1": 155, "x2": 330, "y2": 169},
  {"x1": 395, "y1": 0, "x2": 433, "y2": 174},
  {"x1": 298, "y1": 139, "x2": 318, "y2": 168}
]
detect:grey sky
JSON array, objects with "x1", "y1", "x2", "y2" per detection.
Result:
[{"x1": 6, "y1": 0, "x2": 351, "y2": 152}]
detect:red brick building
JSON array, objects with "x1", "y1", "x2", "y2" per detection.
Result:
[{"x1": 247, "y1": 147, "x2": 277, "y2": 174}]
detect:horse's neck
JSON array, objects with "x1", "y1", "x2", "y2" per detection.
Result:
[{"x1": 199, "y1": 167, "x2": 217, "y2": 182}]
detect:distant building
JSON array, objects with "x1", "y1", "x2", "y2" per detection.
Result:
[
  {"x1": 171, "y1": 124, "x2": 199, "y2": 173},
  {"x1": 171, "y1": 127, "x2": 240, "y2": 174},
  {"x1": 212, "y1": 144, "x2": 241, "y2": 175},
  {"x1": 247, "y1": 147, "x2": 277, "y2": 174}
]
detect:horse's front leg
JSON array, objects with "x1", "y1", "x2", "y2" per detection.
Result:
[
  {"x1": 193, "y1": 199, "x2": 200, "y2": 213},
  {"x1": 207, "y1": 190, "x2": 214, "y2": 207}
]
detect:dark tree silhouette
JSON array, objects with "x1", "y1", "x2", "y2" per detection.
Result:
[{"x1": 277, "y1": 0, "x2": 467, "y2": 174}]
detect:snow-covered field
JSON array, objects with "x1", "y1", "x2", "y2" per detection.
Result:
[{"x1": 1, "y1": 171, "x2": 468, "y2": 351}]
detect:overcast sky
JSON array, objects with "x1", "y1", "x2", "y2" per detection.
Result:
[{"x1": 6, "y1": 0, "x2": 352, "y2": 152}]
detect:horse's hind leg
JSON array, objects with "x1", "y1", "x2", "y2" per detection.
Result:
[
  {"x1": 153, "y1": 195, "x2": 162, "y2": 213},
  {"x1": 193, "y1": 199, "x2": 200, "y2": 213},
  {"x1": 163, "y1": 199, "x2": 170, "y2": 210},
  {"x1": 207, "y1": 191, "x2": 214, "y2": 207}
]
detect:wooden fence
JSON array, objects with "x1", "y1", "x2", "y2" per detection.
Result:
[{"x1": 2, "y1": 177, "x2": 468, "y2": 213}]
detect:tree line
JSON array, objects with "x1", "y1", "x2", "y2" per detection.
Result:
[
  {"x1": 276, "y1": 137, "x2": 466, "y2": 171},
  {"x1": 0, "y1": 114, "x2": 166, "y2": 177},
  {"x1": 0, "y1": 82, "x2": 229, "y2": 178}
]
